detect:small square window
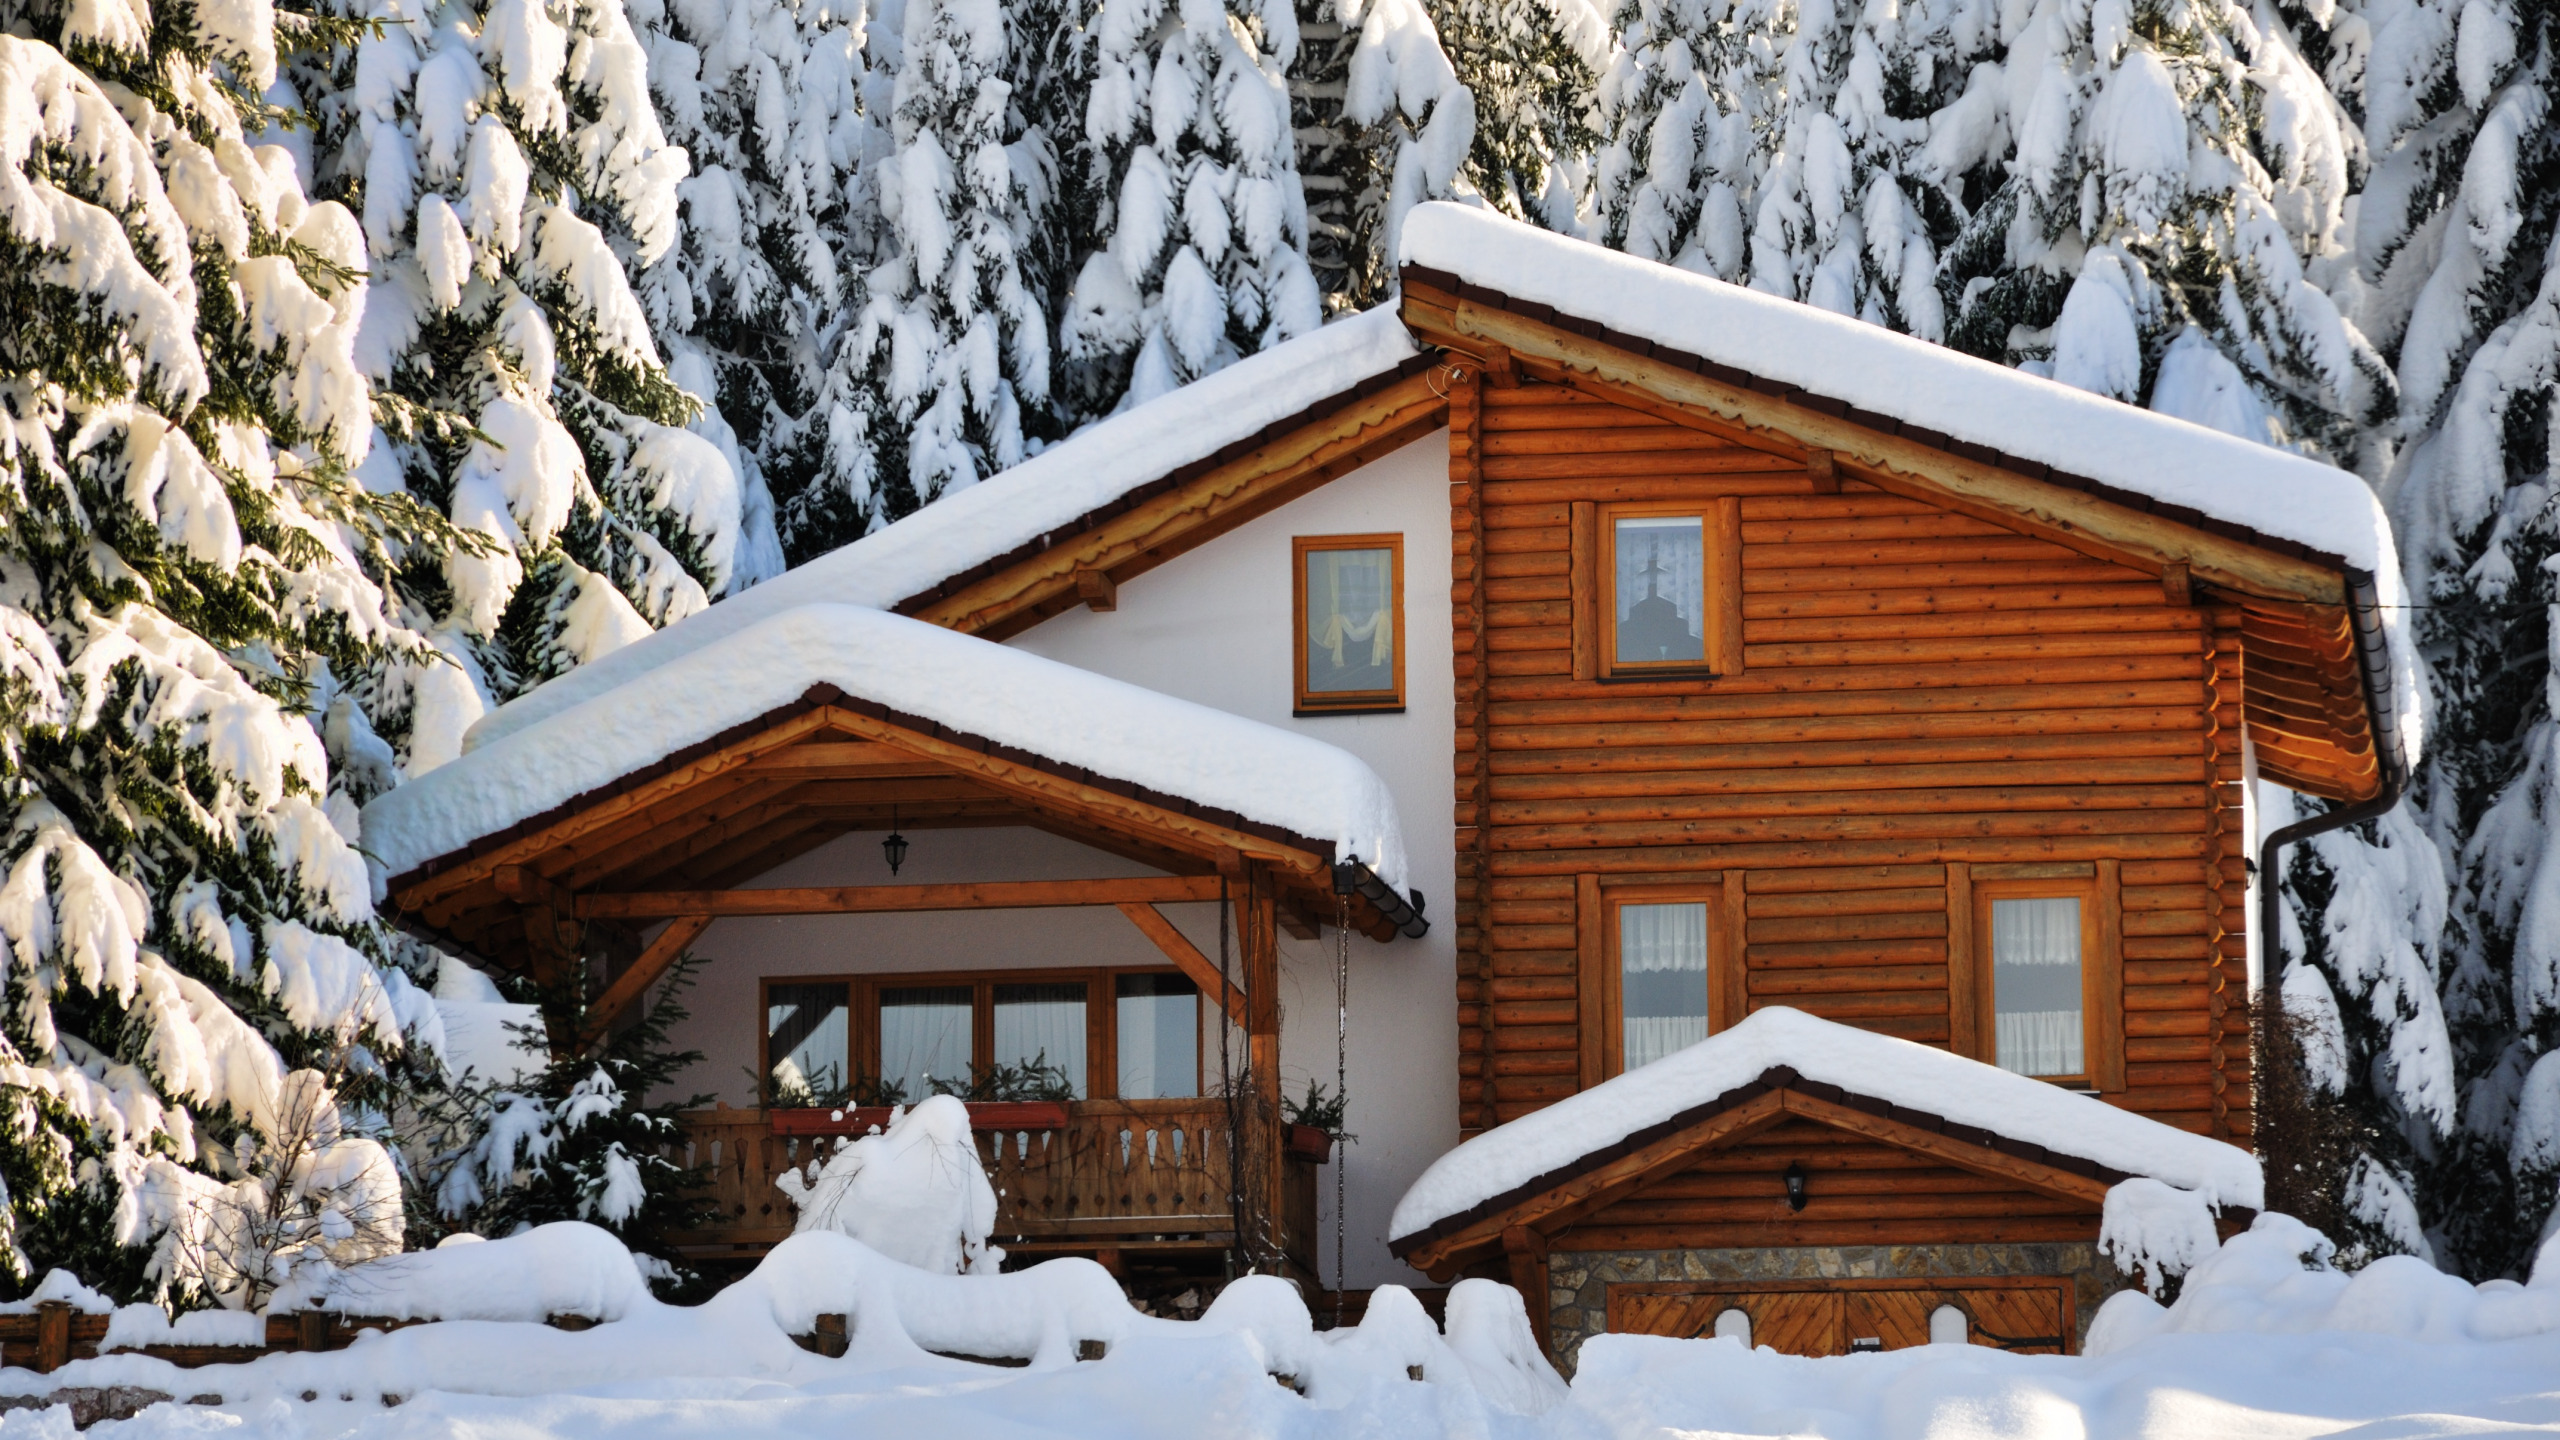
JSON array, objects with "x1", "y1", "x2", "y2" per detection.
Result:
[
  {"x1": 1990, "y1": 897, "x2": 2086, "y2": 1079},
  {"x1": 1612, "y1": 515, "x2": 1707, "y2": 666},
  {"x1": 1586, "y1": 500, "x2": 1739, "y2": 679},
  {"x1": 1295, "y1": 535, "x2": 1404, "y2": 714}
]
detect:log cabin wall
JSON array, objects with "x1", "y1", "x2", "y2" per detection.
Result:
[{"x1": 1447, "y1": 371, "x2": 2253, "y2": 1150}]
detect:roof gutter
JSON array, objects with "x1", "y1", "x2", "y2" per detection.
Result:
[
  {"x1": 2255, "y1": 569, "x2": 2407, "y2": 1037},
  {"x1": 1334, "y1": 861, "x2": 1430, "y2": 939}
]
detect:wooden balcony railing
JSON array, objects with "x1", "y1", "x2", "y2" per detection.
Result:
[{"x1": 670, "y1": 1100, "x2": 1320, "y2": 1272}]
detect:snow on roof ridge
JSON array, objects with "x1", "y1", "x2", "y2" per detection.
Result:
[
  {"x1": 1398, "y1": 203, "x2": 2389, "y2": 569},
  {"x1": 364, "y1": 604, "x2": 1412, "y2": 892},
  {"x1": 1387, "y1": 1006, "x2": 2262, "y2": 1242},
  {"x1": 464, "y1": 308, "x2": 1424, "y2": 754}
]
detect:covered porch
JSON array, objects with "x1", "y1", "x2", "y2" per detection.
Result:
[{"x1": 366, "y1": 606, "x2": 1426, "y2": 1283}]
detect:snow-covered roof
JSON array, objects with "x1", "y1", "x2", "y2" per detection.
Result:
[
  {"x1": 464, "y1": 308, "x2": 1426, "y2": 754},
  {"x1": 363, "y1": 604, "x2": 1412, "y2": 892},
  {"x1": 1396, "y1": 204, "x2": 2421, "y2": 770},
  {"x1": 1387, "y1": 1006, "x2": 2263, "y2": 1246}
]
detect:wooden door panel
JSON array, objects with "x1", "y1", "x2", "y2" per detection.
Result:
[
  {"x1": 1745, "y1": 1292, "x2": 1843, "y2": 1357},
  {"x1": 1951, "y1": 1286, "x2": 2070, "y2": 1353},
  {"x1": 1842, "y1": 1289, "x2": 1934, "y2": 1351},
  {"x1": 1606, "y1": 1277, "x2": 2074, "y2": 1357}
]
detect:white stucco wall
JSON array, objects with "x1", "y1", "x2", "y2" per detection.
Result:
[
  {"x1": 1007, "y1": 431, "x2": 1457, "y2": 1290},
  {"x1": 657, "y1": 431, "x2": 1457, "y2": 1289}
]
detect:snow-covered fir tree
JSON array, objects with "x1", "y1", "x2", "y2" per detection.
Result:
[
  {"x1": 0, "y1": 3, "x2": 454, "y2": 1300},
  {"x1": 631, "y1": 0, "x2": 871, "y2": 570},
  {"x1": 1595, "y1": 0, "x2": 2394, "y2": 462},
  {"x1": 823, "y1": 0, "x2": 1057, "y2": 521},
  {"x1": 307, "y1": 0, "x2": 752, "y2": 737},
  {"x1": 1061, "y1": 0, "x2": 1327, "y2": 412},
  {"x1": 1423, "y1": 0, "x2": 1604, "y2": 228},
  {"x1": 2360, "y1": 0, "x2": 2560, "y2": 1277},
  {"x1": 1289, "y1": 0, "x2": 1478, "y2": 314},
  {"x1": 414, "y1": 958, "x2": 709, "y2": 1292}
]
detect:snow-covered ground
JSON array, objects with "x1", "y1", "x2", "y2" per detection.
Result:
[{"x1": 8, "y1": 1215, "x2": 2558, "y2": 1440}]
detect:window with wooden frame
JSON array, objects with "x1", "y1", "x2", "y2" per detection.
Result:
[
  {"x1": 1947, "y1": 862, "x2": 2125, "y2": 1091},
  {"x1": 1576, "y1": 874, "x2": 1748, "y2": 1084},
  {"x1": 759, "y1": 968, "x2": 1204, "y2": 1106},
  {"x1": 1571, "y1": 499, "x2": 1743, "y2": 681},
  {"x1": 1294, "y1": 534, "x2": 1404, "y2": 714}
]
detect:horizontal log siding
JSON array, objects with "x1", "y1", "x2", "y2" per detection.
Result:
[
  {"x1": 1565, "y1": 1117, "x2": 2101, "y2": 1251},
  {"x1": 1454, "y1": 380, "x2": 2239, "y2": 1147}
]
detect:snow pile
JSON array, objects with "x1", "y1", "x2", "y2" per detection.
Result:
[
  {"x1": 364, "y1": 604, "x2": 1414, "y2": 891},
  {"x1": 463, "y1": 306, "x2": 1423, "y2": 752},
  {"x1": 267, "y1": 1223, "x2": 651, "y2": 1323},
  {"x1": 2087, "y1": 1213, "x2": 2560, "y2": 1355},
  {"x1": 100, "y1": 1306, "x2": 265, "y2": 1352},
  {"x1": 1398, "y1": 203, "x2": 2422, "y2": 768},
  {"x1": 1391, "y1": 1006, "x2": 2262, "y2": 1240},
  {"x1": 0, "y1": 1227, "x2": 1566, "y2": 1425},
  {"x1": 2098, "y1": 1178, "x2": 2222, "y2": 1297},
  {"x1": 777, "y1": 1097, "x2": 1001, "y2": 1274}
]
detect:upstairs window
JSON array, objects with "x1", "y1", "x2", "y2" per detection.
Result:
[
  {"x1": 1620, "y1": 900, "x2": 1711, "y2": 1070},
  {"x1": 1611, "y1": 513, "x2": 1707, "y2": 667},
  {"x1": 1577, "y1": 499, "x2": 1741, "y2": 681},
  {"x1": 1990, "y1": 897, "x2": 2086, "y2": 1080},
  {"x1": 1295, "y1": 534, "x2": 1404, "y2": 714}
]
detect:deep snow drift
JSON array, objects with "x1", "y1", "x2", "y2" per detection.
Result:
[{"x1": 2, "y1": 1216, "x2": 2557, "y2": 1440}]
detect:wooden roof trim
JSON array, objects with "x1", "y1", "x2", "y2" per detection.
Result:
[
  {"x1": 1389, "y1": 1065, "x2": 2156, "y2": 1271},
  {"x1": 891, "y1": 354, "x2": 1449, "y2": 638},
  {"x1": 1400, "y1": 271, "x2": 2352, "y2": 608},
  {"x1": 384, "y1": 687, "x2": 1349, "y2": 919}
]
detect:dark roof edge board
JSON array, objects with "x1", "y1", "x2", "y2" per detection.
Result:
[
  {"x1": 885, "y1": 349, "x2": 1446, "y2": 619},
  {"x1": 1397, "y1": 267, "x2": 2357, "y2": 582},
  {"x1": 1383, "y1": 1066, "x2": 2201, "y2": 1258}
]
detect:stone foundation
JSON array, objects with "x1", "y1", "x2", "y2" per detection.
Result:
[{"x1": 1544, "y1": 1242, "x2": 2135, "y2": 1375}]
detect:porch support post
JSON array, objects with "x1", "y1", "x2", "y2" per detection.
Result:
[
  {"x1": 1502, "y1": 1225, "x2": 1554, "y2": 1361},
  {"x1": 1240, "y1": 861, "x2": 1286, "y2": 1267}
]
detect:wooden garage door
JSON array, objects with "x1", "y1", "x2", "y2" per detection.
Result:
[{"x1": 1607, "y1": 1277, "x2": 2075, "y2": 1356}]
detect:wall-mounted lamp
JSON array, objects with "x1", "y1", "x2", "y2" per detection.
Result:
[
  {"x1": 1783, "y1": 1161, "x2": 1808, "y2": 1212},
  {"x1": 882, "y1": 806, "x2": 908, "y2": 877}
]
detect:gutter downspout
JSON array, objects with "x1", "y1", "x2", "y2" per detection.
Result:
[{"x1": 2252, "y1": 568, "x2": 2408, "y2": 1126}]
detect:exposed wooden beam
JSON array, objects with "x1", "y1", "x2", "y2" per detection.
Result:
[
  {"x1": 738, "y1": 742, "x2": 944, "y2": 777},
  {"x1": 1116, "y1": 902, "x2": 1249, "y2": 1029},
  {"x1": 1074, "y1": 568, "x2": 1118, "y2": 612},
  {"x1": 580, "y1": 915, "x2": 714, "y2": 1048},
  {"x1": 576, "y1": 874, "x2": 1227, "y2": 919},
  {"x1": 814, "y1": 707, "x2": 1335, "y2": 883},
  {"x1": 1402, "y1": 289, "x2": 2350, "y2": 607},
  {"x1": 1772, "y1": 1090, "x2": 2114, "y2": 1207}
]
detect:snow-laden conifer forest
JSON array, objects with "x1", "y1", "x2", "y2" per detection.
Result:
[{"x1": 2, "y1": 0, "x2": 2559, "y2": 1352}]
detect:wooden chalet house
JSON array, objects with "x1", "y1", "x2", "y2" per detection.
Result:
[{"x1": 362, "y1": 204, "x2": 2412, "y2": 1366}]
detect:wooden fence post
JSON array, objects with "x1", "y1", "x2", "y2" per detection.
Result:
[{"x1": 34, "y1": 1301, "x2": 69, "y2": 1373}]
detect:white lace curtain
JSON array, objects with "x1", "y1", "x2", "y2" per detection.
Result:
[
  {"x1": 1992, "y1": 897, "x2": 2084, "y2": 1078},
  {"x1": 1307, "y1": 549, "x2": 1393, "y2": 674},
  {"x1": 880, "y1": 987, "x2": 971, "y2": 1099},
  {"x1": 1621, "y1": 902, "x2": 1710, "y2": 1070},
  {"x1": 994, "y1": 984, "x2": 1088, "y2": 1097},
  {"x1": 1613, "y1": 516, "x2": 1705, "y2": 626}
]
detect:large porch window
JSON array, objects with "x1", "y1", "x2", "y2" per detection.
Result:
[{"x1": 761, "y1": 969, "x2": 1203, "y2": 1106}]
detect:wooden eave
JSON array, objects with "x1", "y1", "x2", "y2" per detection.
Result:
[
  {"x1": 1389, "y1": 1065, "x2": 2247, "y2": 1279},
  {"x1": 1396, "y1": 270, "x2": 2387, "y2": 803},
  {"x1": 889, "y1": 354, "x2": 1451, "y2": 639},
  {"x1": 382, "y1": 684, "x2": 1409, "y2": 976}
]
